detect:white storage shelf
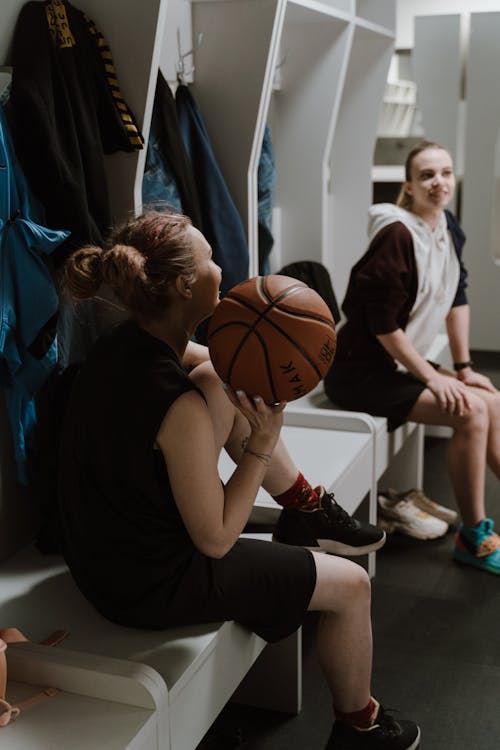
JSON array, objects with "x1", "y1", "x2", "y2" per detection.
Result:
[
  {"x1": 372, "y1": 164, "x2": 405, "y2": 182},
  {"x1": 185, "y1": 0, "x2": 396, "y2": 289},
  {"x1": 326, "y1": 21, "x2": 394, "y2": 303}
]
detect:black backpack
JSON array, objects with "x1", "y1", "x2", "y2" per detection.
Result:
[{"x1": 277, "y1": 260, "x2": 341, "y2": 325}]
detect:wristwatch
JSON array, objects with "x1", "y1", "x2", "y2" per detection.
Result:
[{"x1": 453, "y1": 360, "x2": 474, "y2": 371}]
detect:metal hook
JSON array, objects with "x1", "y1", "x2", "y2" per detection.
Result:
[
  {"x1": 175, "y1": 29, "x2": 203, "y2": 84},
  {"x1": 175, "y1": 28, "x2": 197, "y2": 83}
]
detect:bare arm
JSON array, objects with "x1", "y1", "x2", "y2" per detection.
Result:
[
  {"x1": 377, "y1": 328, "x2": 473, "y2": 414},
  {"x1": 446, "y1": 304, "x2": 471, "y2": 366},
  {"x1": 446, "y1": 305, "x2": 496, "y2": 392},
  {"x1": 156, "y1": 389, "x2": 285, "y2": 558},
  {"x1": 377, "y1": 328, "x2": 438, "y2": 384}
]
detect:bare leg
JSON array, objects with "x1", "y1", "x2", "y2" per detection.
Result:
[
  {"x1": 407, "y1": 388, "x2": 489, "y2": 526},
  {"x1": 309, "y1": 552, "x2": 372, "y2": 712},
  {"x1": 465, "y1": 387, "x2": 500, "y2": 478},
  {"x1": 190, "y1": 362, "x2": 299, "y2": 493},
  {"x1": 193, "y1": 365, "x2": 375, "y2": 711}
]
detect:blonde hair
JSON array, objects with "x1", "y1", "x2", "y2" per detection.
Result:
[
  {"x1": 63, "y1": 211, "x2": 194, "y2": 320},
  {"x1": 396, "y1": 140, "x2": 450, "y2": 210}
]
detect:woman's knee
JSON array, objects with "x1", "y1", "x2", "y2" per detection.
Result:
[
  {"x1": 485, "y1": 390, "x2": 500, "y2": 422},
  {"x1": 309, "y1": 554, "x2": 371, "y2": 613},
  {"x1": 345, "y1": 564, "x2": 371, "y2": 606},
  {"x1": 456, "y1": 395, "x2": 489, "y2": 434},
  {"x1": 189, "y1": 360, "x2": 219, "y2": 391}
]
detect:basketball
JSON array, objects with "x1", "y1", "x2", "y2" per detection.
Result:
[{"x1": 208, "y1": 275, "x2": 336, "y2": 404}]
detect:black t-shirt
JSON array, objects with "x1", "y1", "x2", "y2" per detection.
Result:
[{"x1": 58, "y1": 320, "x2": 201, "y2": 626}]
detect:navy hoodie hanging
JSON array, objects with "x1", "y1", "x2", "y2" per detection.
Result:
[{"x1": 176, "y1": 84, "x2": 248, "y2": 296}]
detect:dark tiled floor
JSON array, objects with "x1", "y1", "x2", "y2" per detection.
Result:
[{"x1": 199, "y1": 352, "x2": 500, "y2": 750}]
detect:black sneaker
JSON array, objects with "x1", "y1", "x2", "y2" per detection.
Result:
[
  {"x1": 326, "y1": 704, "x2": 420, "y2": 749},
  {"x1": 272, "y1": 487, "x2": 386, "y2": 555}
]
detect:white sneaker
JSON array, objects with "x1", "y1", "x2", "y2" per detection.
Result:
[
  {"x1": 403, "y1": 488, "x2": 458, "y2": 526},
  {"x1": 377, "y1": 490, "x2": 449, "y2": 540}
]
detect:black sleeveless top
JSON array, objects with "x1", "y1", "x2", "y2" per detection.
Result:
[
  {"x1": 58, "y1": 320, "x2": 201, "y2": 626},
  {"x1": 59, "y1": 319, "x2": 317, "y2": 641}
]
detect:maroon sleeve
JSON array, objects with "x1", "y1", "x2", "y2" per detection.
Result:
[{"x1": 343, "y1": 222, "x2": 418, "y2": 336}]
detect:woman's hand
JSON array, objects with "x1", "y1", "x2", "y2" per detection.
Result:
[
  {"x1": 223, "y1": 385, "x2": 286, "y2": 455},
  {"x1": 425, "y1": 372, "x2": 473, "y2": 415},
  {"x1": 457, "y1": 369, "x2": 497, "y2": 393}
]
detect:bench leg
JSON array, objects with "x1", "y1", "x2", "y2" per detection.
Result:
[
  {"x1": 368, "y1": 483, "x2": 377, "y2": 579},
  {"x1": 231, "y1": 628, "x2": 302, "y2": 714},
  {"x1": 379, "y1": 425, "x2": 424, "y2": 492}
]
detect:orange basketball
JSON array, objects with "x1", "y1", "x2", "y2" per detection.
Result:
[{"x1": 208, "y1": 275, "x2": 336, "y2": 404}]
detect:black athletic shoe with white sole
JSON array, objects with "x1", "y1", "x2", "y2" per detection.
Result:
[
  {"x1": 326, "y1": 704, "x2": 420, "y2": 749},
  {"x1": 273, "y1": 487, "x2": 386, "y2": 555}
]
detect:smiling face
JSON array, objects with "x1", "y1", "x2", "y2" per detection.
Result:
[{"x1": 404, "y1": 147, "x2": 455, "y2": 217}]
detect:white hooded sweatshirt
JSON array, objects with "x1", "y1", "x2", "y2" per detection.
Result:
[{"x1": 367, "y1": 203, "x2": 459, "y2": 360}]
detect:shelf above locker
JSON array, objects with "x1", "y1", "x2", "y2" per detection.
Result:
[
  {"x1": 285, "y1": 0, "x2": 351, "y2": 24},
  {"x1": 326, "y1": 22, "x2": 394, "y2": 302},
  {"x1": 372, "y1": 165, "x2": 404, "y2": 182},
  {"x1": 271, "y1": 9, "x2": 352, "y2": 266}
]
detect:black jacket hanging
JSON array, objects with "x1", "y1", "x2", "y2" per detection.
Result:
[
  {"x1": 144, "y1": 71, "x2": 202, "y2": 229},
  {"x1": 9, "y1": 0, "x2": 143, "y2": 261}
]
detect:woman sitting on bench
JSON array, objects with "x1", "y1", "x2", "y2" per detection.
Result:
[
  {"x1": 58, "y1": 210, "x2": 419, "y2": 750},
  {"x1": 325, "y1": 140, "x2": 500, "y2": 575}
]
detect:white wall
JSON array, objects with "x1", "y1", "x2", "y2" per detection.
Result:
[
  {"x1": 396, "y1": 0, "x2": 500, "y2": 48},
  {"x1": 0, "y1": 0, "x2": 24, "y2": 64}
]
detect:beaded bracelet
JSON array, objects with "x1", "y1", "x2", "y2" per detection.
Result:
[{"x1": 244, "y1": 447, "x2": 273, "y2": 465}]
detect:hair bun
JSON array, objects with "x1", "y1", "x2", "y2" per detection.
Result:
[{"x1": 63, "y1": 245, "x2": 103, "y2": 300}]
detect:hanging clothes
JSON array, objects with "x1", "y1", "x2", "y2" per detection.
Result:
[
  {"x1": 176, "y1": 84, "x2": 249, "y2": 296},
  {"x1": 142, "y1": 111, "x2": 184, "y2": 214},
  {"x1": 0, "y1": 104, "x2": 69, "y2": 484},
  {"x1": 9, "y1": 0, "x2": 143, "y2": 262},
  {"x1": 257, "y1": 124, "x2": 276, "y2": 274},
  {"x1": 142, "y1": 72, "x2": 202, "y2": 228}
]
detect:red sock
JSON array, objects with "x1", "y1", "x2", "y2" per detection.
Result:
[
  {"x1": 272, "y1": 472, "x2": 320, "y2": 510},
  {"x1": 335, "y1": 697, "x2": 378, "y2": 729}
]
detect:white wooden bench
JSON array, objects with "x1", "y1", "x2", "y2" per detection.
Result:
[
  {"x1": 283, "y1": 333, "x2": 453, "y2": 493},
  {"x1": 219, "y1": 410, "x2": 379, "y2": 576},
  {"x1": 0, "y1": 543, "x2": 301, "y2": 750}
]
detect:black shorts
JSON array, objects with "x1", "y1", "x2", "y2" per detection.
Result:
[
  {"x1": 325, "y1": 362, "x2": 427, "y2": 431},
  {"x1": 165, "y1": 538, "x2": 317, "y2": 643}
]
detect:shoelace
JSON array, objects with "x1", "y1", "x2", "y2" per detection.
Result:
[
  {"x1": 321, "y1": 492, "x2": 358, "y2": 529},
  {"x1": 372, "y1": 706, "x2": 401, "y2": 738}
]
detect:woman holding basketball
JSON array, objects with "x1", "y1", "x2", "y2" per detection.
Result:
[
  {"x1": 325, "y1": 140, "x2": 500, "y2": 575},
  {"x1": 58, "y1": 210, "x2": 419, "y2": 749}
]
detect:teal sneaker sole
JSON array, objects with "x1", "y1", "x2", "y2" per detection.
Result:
[{"x1": 453, "y1": 548, "x2": 500, "y2": 575}]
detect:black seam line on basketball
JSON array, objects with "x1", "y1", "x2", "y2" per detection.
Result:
[
  {"x1": 230, "y1": 294, "x2": 334, "y2": 327},
  {"x1": 259, "y1": 276, "x2": 318, "y2": 309},
  {"x1": 215, "y1": 294, "x2": 332, "y2": 381},
  {"x1": 224, "y1": 289, "x2": 335, "y2": 329},
  {"x1": 221, "y1": 321, "x2": 278, "y2": 400},
  {"x1": 226, "y1": 324, "x2": 279, "y2": 403},
  {"x1": 259, "y1": 276, "x2": 336, "y2": 324},
  {"x1": 213, "y1": 307, "x2": 328, "y2": 382}
]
